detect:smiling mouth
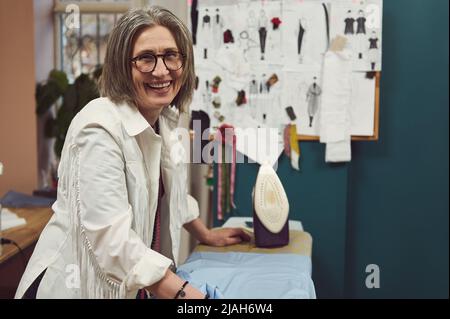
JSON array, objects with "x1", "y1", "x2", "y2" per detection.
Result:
[{"x1": 144, "y1": 81, "x2": 172, "y2": 90}]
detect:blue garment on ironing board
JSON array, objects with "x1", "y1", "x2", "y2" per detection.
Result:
[
  {"x1": 177, "y1": 270, "x2": 224, "y2": 299},
  {"x1": 177, "y1": 252, "x2": 316, "y2": 299}
]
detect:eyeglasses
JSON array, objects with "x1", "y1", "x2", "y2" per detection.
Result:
[{"x1": 131, "y1": 51, "x2": 185, "y2": 73}]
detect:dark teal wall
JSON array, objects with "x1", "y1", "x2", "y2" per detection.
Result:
[
  {"x1": 345, "y1": 0, "x2": 449, "y2": 298},
  {"x1": 215, "y1": 0, "x2": 449, "y2": 298}
]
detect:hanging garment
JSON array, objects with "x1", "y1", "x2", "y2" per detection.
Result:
[{"x1": 319, "y1": 50, "x2": 353, "y2": 163}]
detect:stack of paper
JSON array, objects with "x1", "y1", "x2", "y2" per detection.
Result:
[{"x1": 1, "y1": 208, "x2": 26, "y2": 231}]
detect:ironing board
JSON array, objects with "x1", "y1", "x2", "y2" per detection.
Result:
[{"x1": 178, "y1": 218, "x2": 316, "y2": 299}]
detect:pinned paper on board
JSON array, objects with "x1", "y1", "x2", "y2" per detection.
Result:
[{"x1": 190, "y1": 0, "x2": 383, "y2": 164}]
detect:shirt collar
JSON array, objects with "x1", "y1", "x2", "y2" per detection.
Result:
[
  {"x1": 114, "y1": 101, "x2": 180, "y2": 137},
  {"x1": 115, "y1": 101, "x2": 150, "y2": 136}
]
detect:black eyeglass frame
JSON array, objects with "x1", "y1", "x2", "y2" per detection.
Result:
[{"x1": 130, "y1": 52, "x2": 186, "y2": 73}]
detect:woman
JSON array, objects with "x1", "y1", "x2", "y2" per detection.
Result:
[{"x1": 15, "y1": 7, "x2": 249, "y2": 299}]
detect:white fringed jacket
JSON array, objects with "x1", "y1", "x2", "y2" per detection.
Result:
[{"x1": 15, "y1": 98, "x2": 199, "y2": 298}]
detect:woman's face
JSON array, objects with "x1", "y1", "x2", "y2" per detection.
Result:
[{"x1": 131, "y1": 25, "x2": 183, "y2": 116}]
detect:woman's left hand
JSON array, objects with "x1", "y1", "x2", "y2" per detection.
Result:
[{"x1": 203, "y1": 228, "x2": 252, "y2": 247}]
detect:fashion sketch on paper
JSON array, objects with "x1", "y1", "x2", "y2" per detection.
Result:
[
  {"x1": 368, "y1": 30, "x2": 379, "y2": 70},
  {"x1": 344, "y1": 10, "x2": 355, "y2": 35},
  {"x1": 306, "y1": 77, "x2": 322, "y2": 127},
  {"x1": 258, "y1": 9, "x2": 269, "y2": 61}
]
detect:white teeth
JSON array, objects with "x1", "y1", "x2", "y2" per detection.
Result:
[{"x1": 146, "y1": 81, "x2": 171, "y2": 89}]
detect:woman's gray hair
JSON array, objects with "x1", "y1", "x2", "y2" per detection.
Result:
[{"x1": 99, "y1": 6, "x2": 195, "y2": 112}]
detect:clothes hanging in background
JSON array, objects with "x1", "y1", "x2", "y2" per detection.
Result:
[{"x1": 319, "y1": 49, "x2": 353, "y2": 163}]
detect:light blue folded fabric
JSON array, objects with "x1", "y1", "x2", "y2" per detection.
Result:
[
  {"x1": 177, "y1": 252, "x2": 316, "y2": 299},
  {"x1": 177, "y1": 269, "x2": 224, "y2": 299}
]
